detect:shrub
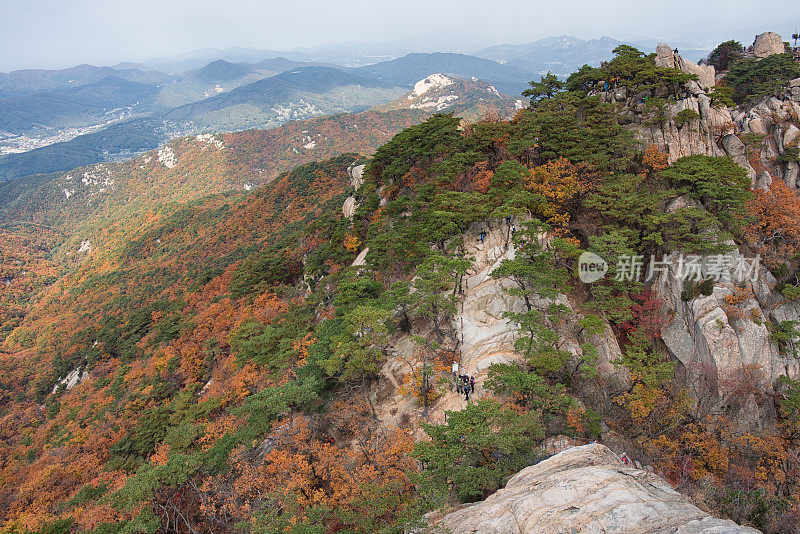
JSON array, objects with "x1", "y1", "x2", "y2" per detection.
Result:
[{"x1": 707, "y1": 40, "x2": 744, "y2": 72}]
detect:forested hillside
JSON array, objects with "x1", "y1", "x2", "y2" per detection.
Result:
[{"x1": 1, "y1": 37, "x2": 800, "y2": 534}]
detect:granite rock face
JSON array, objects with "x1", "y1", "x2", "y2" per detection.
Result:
[
  {"x1": 435, "y1": 444, "x2": 761, "y2": 534},
  {"x1": 752, "y1": 32, "x2": 786, "y2": 58}
]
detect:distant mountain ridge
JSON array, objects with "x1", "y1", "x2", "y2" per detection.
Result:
[
  {"x1": 0, "y1": 71, "x2": 519, "y2": 227},
  {"x1": 353, "y1": 52, "x2": 534, "y2": 95},
  {"x1": 0, "y1": 57, "x2": 529, "y2": 181},
  {"x1": 474, "y1": 35, "x2": 711, "y2": 75},
  {"x1": 0, "y1": 63, "x2": 174, "y2": 98}
]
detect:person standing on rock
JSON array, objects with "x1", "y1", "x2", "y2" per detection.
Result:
[{"x1": 470, "y1": 376, "x2": 475, "y2": 394}]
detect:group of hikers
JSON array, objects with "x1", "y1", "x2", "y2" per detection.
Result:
[{"x1": 455, "y1": 374, "x2": 476, "y2": 401}]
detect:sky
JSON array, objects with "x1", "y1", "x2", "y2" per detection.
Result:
[{"x1": 0, "y1": 0, "x2": 798, "y2": 71}]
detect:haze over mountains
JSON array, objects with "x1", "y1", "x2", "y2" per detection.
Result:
[{"x1": 0, "y1": 34, "x2": 711, "y2": 183}]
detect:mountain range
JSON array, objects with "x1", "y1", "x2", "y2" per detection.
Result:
[
  {"x1": 0, "y1": 35, "x2": 712, "y2": 184},
  {"x1": 0, "y1": 54, "x2": 533, "y2": 181}
]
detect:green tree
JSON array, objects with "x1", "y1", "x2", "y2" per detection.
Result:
[
  {"x1": 706, "y1": 40, "x2": 744, "y2": 72},
  {"x1": 485, "y1": 362, "x2": 573, "y2": 416},
  {"x1": 413, "y1": 399, "x2": 543, "y2": 503},
  {"x1": 318, "y1": 305, "x2": 391, "y2": 381},
  {"x1": 491, "y1": 220, "x2": 589, "y2": 380},
  {"x1": 523, "y1": 71, "x2": 564, "y2": 104},
  {"x1": 726, "y1": 53, "x2": 800, "y2": 104}
]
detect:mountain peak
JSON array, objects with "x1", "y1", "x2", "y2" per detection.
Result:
[
  {"x1": 191, "y1": 59, "x2": 253, "y2": 82},
  {"x1": 409, "y1": 73, "x2": 454, "y2": 98}
]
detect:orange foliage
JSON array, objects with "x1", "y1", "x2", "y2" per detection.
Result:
[
  {"x1": 722, "y1": 286, "x2": 751, "y2": 319},
  {"x1": 198, "y1": 414, "x2": 416, "y2": 530},
  {"x1": 747, "y1": 180, "x2": 800, "y2": 270},
  {"x1": 642, "y1": 145, "x2": 669, "y2": 172},
  {"x1": 524, "y1": 157, "x2": 597, "y2": 239}
]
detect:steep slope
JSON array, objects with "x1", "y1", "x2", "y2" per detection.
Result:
[{"x1": 2, "y1": 37, "x2": 800, "y2": 534}]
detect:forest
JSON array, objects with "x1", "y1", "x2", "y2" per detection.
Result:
[{"x1": 0, "y1": 43, "x2": 799, "y2": 533}]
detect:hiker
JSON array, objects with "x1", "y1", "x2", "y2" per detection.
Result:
[
  {"x1": 464, "y1": 383, "x2": 470, "y2": 401},
  {"x1": 621, "y1": 452, "x2": 630, "y2": 466},
  {"x1": 479, "y1": 229, "x2": 487, "y2": 243},
  {"x1": 470, "y1": 376, "x2": 475, "y2": 394}
]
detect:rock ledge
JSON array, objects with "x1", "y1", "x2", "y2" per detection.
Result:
[{"x1": 434, "y1": 443, "x2": 760, "y2": 533}]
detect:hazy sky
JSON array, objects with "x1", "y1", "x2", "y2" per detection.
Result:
[{"x1": 0, "y1": 0, "x2": 797, "y2": 71}]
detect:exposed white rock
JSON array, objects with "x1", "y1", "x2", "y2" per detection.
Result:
[
  {"x1": 351, "y1": 247, "x2": 369, "y2": 267},
  {"x1": 51, "y1": 368, "x2": 86, "y2": 394},
  {"x1": 342, "y1": 196, "x2": 357, "y2": 218},
  {"x1": 409, "y1": 74, "x2": 453, "y2": 98},
  {"x1": 348, "y1": 164, "x2": 366, "y2": 189},
  {"x1": 655, "y1": 43, "x2": 676, "y2": 69},
  {"x1": 455, "y1": 220, "x2": 525, "y2": 376},
  {"x1": 752, "y1": 32, "x2": 785, "y2": 59},
  {"x1": 77, "y1": 240, "x2": 92, "y2": 253},
  {"x1": 195, "y1": 133, "x2": 224, "y2": 149},
  {"x1": 158, "y1": 146, "x2": 176, "y2": 169},
  {"x1": 654, "y1": 44, "x2": 715, "y2": 90},
  {"x1": 435, "y1": 444, "x2": 760, "y2": 533}
]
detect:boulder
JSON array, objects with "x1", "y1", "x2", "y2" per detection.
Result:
[
  {"x1": 435, "y1": 444, "x2": 760, "y2": 533},
  {"x1": 655, "y1": 43, "x2": 676, "y2": 68},
  {"x1": 753, "y1": 32, "x2": 785, "y2": 59},
  {"x1": 342, "y1": 196, "x2": 357, "y2": 218},
  {"x1": 721, "y1": 134, "x2": 757, "y2": 185},
  {"x1": 677, "y1": 57, "x2": 716, "y2": 90},
  {"x1": 348, "y1": 163, "x2": 365, "y2": 189},
  {"x1": 783, "y1": 124, "x2": 800, "y2": 150},
  {"x1": 785, "y1": 161, "x2": 800, "y2": 189}
]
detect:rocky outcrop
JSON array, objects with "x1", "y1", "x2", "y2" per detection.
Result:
[
  {"x1": 342, "y1": 196, "x2": 357, "y2": 218},
  {"x1": 348, "y1": 163, "x2": 365, "y2": 189},
  {"x1": 752, "y1": 32, "x2": 786, "y2": 59},
  {"x1": 655, "y1": 43, "x2": 715, "y2": 90},
  {"x1": 791, "y1": 78, "x2": 800, "y2": 101},
  {"x1": 342, "y1": 163, "x2": 365, "y2": 218},
  {"x1": 614, "y1": 37, "x2": 800, "y2": 188},
  {"x1": 453, "y1": 219, "x2": 628, "y2": 389},
  {"x1": 434, "y1": 444, "x2": 760, "y2": 533},
  {"x1": 456, "y1": 219, "x2": 524, "y2": 375},
  {"x1": 656, "y1": 258, "x2": 790, "y2": 391}
]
